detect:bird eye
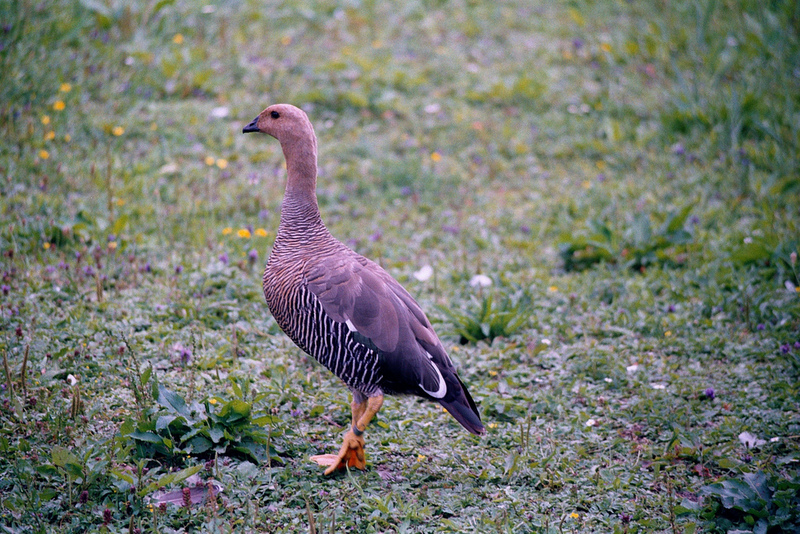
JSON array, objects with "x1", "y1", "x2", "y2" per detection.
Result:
[{"x1": 270, "y1": 111, "x2": 280, "y2": 119}]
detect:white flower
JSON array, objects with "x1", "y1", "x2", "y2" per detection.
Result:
[
  {"x1": 469, "y1": 274, "x2": 492, "y2": 288},
  {"x1": 210, "y1": 106, "x2": 229, "y2": 118},
  {"x1": 650, "y1": 383, "x2": 666, "y2": 390},
  {"x1": 739, "y1": 431, "x2": 766, "y2": 449},
  {"x1": 66, "y1": 374, "x2": 78, "y2": 386},
  {"x1": 541, "y1": 338, "x2": 551, "y2": 346},
  {"x1": 585, "y1": 418, "x2": 597, "y2": 427},
  {"x1": 604, "y1": 377, "x2": 613, "y2": 383},
  {"x1": 770, "y1": 437, "x2": 780, "y2": 443},
  {"x1": 424, "y1": 103, "x2": 441, "y2": 114},
  {"x1": 413, "y1": 265, "x2": 433, "y2": 281},
  {"x1": 626, "y1": 364, "x2": 640, "y2": 373}
]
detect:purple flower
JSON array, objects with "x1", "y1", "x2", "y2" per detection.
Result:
[
  {"x1": 1, "y1": 284, "x2": 9, "y2": 295},
  {"x1": 442, "y1": 224, "x2": 459, "y2": 235},
  {"x1": 369, "y1": 231, "x2": 382, "y2": 242},
  {"x1": 79, "y1": 490, "x2": 88, "y2": 504},
  {"x1": 667, "y1": 304, "x2": 675, "y2": 313},
  {"x1": 596, "y1": 173, "x2": 606, "y2": 182},
  {"x1": 780, "y1": 344, "x2": 791, "y2": 354},
  {"x1": 58, "y1": 261, "x2": 68, "y2": 270},
  {"x1": 107, "y1": 234, "x2": 116, "y2": 242},
  {"x1": 258, "y1": 209, "x2": 270, "y2": 220},
  {"x1": 290, "y1": 408, "x2": 303, "y2": 418},
  {"x1": 218, "y1": 252, "x2": 228, "y2": 264},
  {"x1": 248, "y1": 249, "x2": 258, "y2": 262},
  {"x1": 572, "y1": 37, "x2": 584, "y2": 49},
  {"x1": 400, "y1": 186, "x2": 412, "y2": 196},
  {"x1": 83, "y1": 266, "x2": 94, "y2": 277},
  {"x1": 703, "y1": 388, "x2": 715, "y2": 401},
  {"x1": 144, "y1": 262, "x2": 152, "y2": 273},
  {"x1": 519, "y1": 224, "x2": 531, "y2": 234},
  {"x1": 794, "y1": 341, "x2": 800, "y2": 350},
  {"x1": 174, "y1": 264, "x2": 183, "y2": 274},
  {"x1": 757, "y1": 323, "x2": 765, "y2": 331},
  {"x1": 671, "y1": 143, "x2": 685, "y2": 156},
  {"x1": 103, "y1": 508, "x2": 112, "y2": 525}
]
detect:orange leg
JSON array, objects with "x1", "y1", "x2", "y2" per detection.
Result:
[{"x1": 311, "y1": 393, "x2": 383, "y2": 475}]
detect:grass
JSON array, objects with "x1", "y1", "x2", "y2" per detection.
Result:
[{"x1": 1, "y1": 0, "x2": 799, "y2": 532}]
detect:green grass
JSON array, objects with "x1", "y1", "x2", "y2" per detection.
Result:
[{"x1": 1, "y1": 0, "x2": 799, "y2": 532}]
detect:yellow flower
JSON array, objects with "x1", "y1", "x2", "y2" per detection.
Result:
[
  {"x1": 600, "y1": 43, "x2": 612, "y2": 53},
  {"x1": 112, "y1": 126, "x2": 125, "y2": 136},
  {"x1": 582, "y1": 180, "x2": 591, "y2": 189},
  {"x1": 489, "y1": 370, "x2": 497, "y2": 376},
  {"x1": 548, "y1": 285, "x2": 558, "y2": 292},
  {"x1": 64, "y1": 134, "x2": 71, "y2": 142},
  {"x1": 172, "y1": 33, "x2": 184, "y2": 44},
  {"x1": 108, "y1": 241, "x2": 118, "y2": 250},
  {"x1": 280, "y1": 35, "x2": 292, "y2": 46},
  {"x1": 430, "y1": 151, "x2": 442, "y2": 162},
  {"x1": 416, "y1": 454, "x2": 426, "y2": 462},
  {"x1": 53, "y1": 100, "x2": 66, "y2": 111},
  {"x1": 205, "y1": 156, "x2": 216, "y2": 166},
  {"x1": 115, "y1": 198, "x2": 126, "y2": 206},
  {"x1": 570, "y1": 512, "x2": 579, "y2": 519},
  {"x1": 60, "y1": 83, "x2": 72, "y2": 93},
  {"x1": 41, "y1": 115, "x2": 51, "y2": 125},
  {"x1": 487, "y1": 422, "x2": 498, "y2": 429},
  {"x1": 596, "y1": 160, "x2": 606, "y2": 170},
  {"x1": 221, "y1": 227, "x2": 233, "y2": 235},
  {"x1": 237, "y1": 228, "x2": 251, "y2": 238},
  {"x1": 43, "y1": 242, "x2": 51, "y2": 250},
  {"x1": 150, "y1": 122, "x2": 158, "y2": 131},
  {"x1": 215, "y1": 158, "x2": 228, "y2": 169},
  {"x1": 208, "y1": 398, "x2": 218, "y2": 404},
  {"x1": 664, "y1": 330, "x2": 672, "y2": 337},
  {"x1": 44, "y1": 131, "x2": 55, "y2": 141},
  {"x1": 254, "y1": 228, "x2": 268, "y2": 237},
  {"x1": 39, "y1": 149, "x2": 50, "y2": 160}
]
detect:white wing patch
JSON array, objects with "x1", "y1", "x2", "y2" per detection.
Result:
[{"x1": 419, "y1": 351, "x2": 447, "y2": 399}]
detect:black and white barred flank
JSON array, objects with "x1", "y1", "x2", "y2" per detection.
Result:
[{"x1": 266, "y1": 280, "x2": 383, "y2": 397}]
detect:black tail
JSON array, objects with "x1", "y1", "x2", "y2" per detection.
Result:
[{"x1": 439, "y1": 374, "x2": 484, "y2": 435}]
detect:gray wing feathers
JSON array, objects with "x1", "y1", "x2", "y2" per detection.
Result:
[{"x1": 305, "y1": 255, "x2": 449, "y2": 396}]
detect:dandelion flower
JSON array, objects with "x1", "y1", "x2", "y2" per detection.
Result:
[
  {"x1": 237, "y1": 228, "x2": 251, "y2": 238},
  {"x1": 53, "y1": 100, "x2": 66, "y2": 111},
  {"x1": 112, "y1": 126, "x2": 125, "y2": 136},
  {"x1": 417, "y1": 454, "x2": 426, "y2": 462},
  {"x1": 205, "y1": 156, "x2": 216, "y2": 166},
  {"x1": 221, "y1": 227, "x2": 233, "y2": 235},
  {"x1": 487, "y1": 422, "x2": 497, "y2": 429},
  {"x1": 570, "y1": 512, "x2": 580, "y2": 519},
  {"x1": 430, "y1": 151, "x2": 442, "y2": 162},
  {"x1": 39, "y1": 149, "x2": 50, "y2": 160},
  {"x1": 215, "y1": 158, "x2": 228, "y2": 169},
  {"x1": 60, "y1": 83, "x2": 72, "y2": 93},
  {"x1": 548, "y1": 285, "x2": 558, "y2": 292},
  {"x1": 44, "y1": 131, "x2": 55, "y2": 141},
  {"x1": 255, "y1": 228, "x2": 268, "y2": 237},
  {"x1": 664, "y1": 330, "x2": 672, "y2": 337},
  {"x1": 41, "y1": 115, "x2": 51, "y2": 125},
  {"x1": 172, "y1": 33, "x2": 184, "y2": 44},
  {"x1": 209, "y1": 398, "x2": 218, "y2": 405}
]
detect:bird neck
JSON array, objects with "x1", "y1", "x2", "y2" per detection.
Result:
[{"x1": 278, "y1": 136, "x2": 323, "y2": 230}]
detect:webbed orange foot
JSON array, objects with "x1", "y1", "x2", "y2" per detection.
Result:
[{"x1": 310, "y1": 430, "x2": 366, "y2": 475}]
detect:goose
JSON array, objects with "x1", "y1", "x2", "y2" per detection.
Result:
[{"x1": 243, "y1": 104, "x2": 483, "y2": 474}]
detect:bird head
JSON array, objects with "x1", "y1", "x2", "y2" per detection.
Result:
[{"x1": 242, "y1": 103, "x2": 314, "y2": 144}]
